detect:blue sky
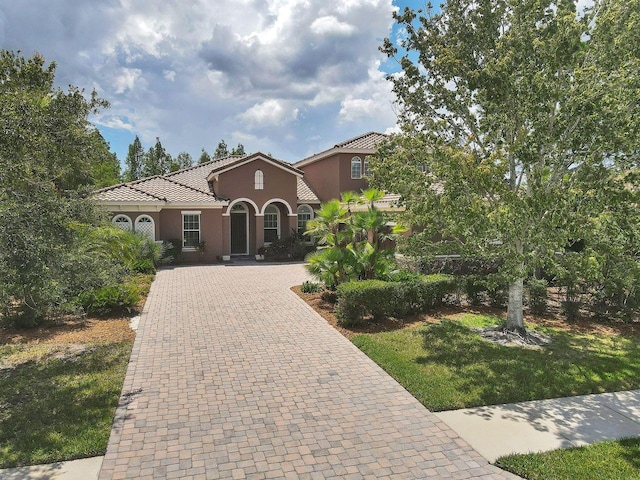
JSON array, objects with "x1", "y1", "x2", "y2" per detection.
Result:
[{"x1": 0, "y1": 0, "x2": 438, "y2": 166}]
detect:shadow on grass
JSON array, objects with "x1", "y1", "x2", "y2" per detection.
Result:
[
  {"x1": 0, "y1": 343, "x2": 132, "y2": 469},
  {"x1": 416, "y1": 320, "x2": 640, "y2": 409}
]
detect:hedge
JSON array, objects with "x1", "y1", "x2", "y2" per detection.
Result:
[{"x1": 335, "y1": 274, "x2": 456, "y2": 326}]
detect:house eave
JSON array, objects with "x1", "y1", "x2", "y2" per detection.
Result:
[{"x1": 294, "y1": 147, "x2": 379, "y2": 169}]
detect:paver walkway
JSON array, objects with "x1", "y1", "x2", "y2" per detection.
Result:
[{"x1": 99, "y1": 263, "x2": 516, "y2": 479}]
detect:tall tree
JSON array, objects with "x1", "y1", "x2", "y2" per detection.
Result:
[
  {"x1": 231, "y1": 143, "x2": 245, "y2": 156},
  {"x1": 198, "y1": 148, "x2": 211, "y2": 164},
  {"x1": 124, "y1": 135, "x2": 144, "y2": 181},
  {"x1": 374, "y1": 0, "x2": 640, "y2": 332},
  {"x1": 214, "y1": 139, "x2": 229, "y2": 159},
  {"x1": 142, "y1": 137, "x2": 171, "y2": 177},
  {"x1": 0, "y1": 50, "x2": 119, "y2": 325},
  {"x1": 171, "y1": 151, "x2": 193, "y2": 172}
]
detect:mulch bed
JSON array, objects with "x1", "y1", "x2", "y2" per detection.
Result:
[{"x1": 0, "y1": 316, "x2": 136, "y2": 345}]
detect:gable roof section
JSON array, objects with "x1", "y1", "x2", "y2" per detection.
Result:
[
  {"x1": 165, "y1": 155, "x2": 244, "y2": 192},
  {"x1": 293, "y1": 131, "x2": 388, "y2": 168},
  {"x1": 206, "y1": 152, "x2": 303, "y2": 180},
  {"x1": 93, "y1": 183, "x2": 167, "y2": 203}
]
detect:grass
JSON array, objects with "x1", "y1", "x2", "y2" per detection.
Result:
[
  {"x1": 0, "y1": 342, "x2": 133, "y2": 469},
  {"x1": 495, "y1": 438, "x2": 640, "y2": 480},
  {"x1": 351, "y1": 313, "x2": 640, "y2": 411}
]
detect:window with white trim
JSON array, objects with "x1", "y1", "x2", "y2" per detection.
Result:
[
  {"x1": 135, "y1": 215, "x2": 155, "y2": 241},
  {"x1": 112, "y1": 214, "x2": 132, "y2": 231},
  {"x1": 297, "y1": 205, "x2": 313, "y2": 240},
  {"x1": 351, "y1": 156, "x2": 362, "y2": 179},
  {"x1": 363, "y1": 156, "x2": 371, "y2": 177},
  {"x1": 182, "y1": 213, "x2": 201, "y2": 248},
  {"x1": 254, "y1": 169, "x2": 264, "y2": 190},
  {"x1": 264, "y1": 205, "x2": 279, "y2": 244}
]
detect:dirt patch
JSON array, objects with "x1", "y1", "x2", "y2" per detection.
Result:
[
  {"x1": 292, "y1": 285, "x2": 639, "y2": 340},
  {"x1": 0, "y1": 316, "x2": 136, "y2": 346}
]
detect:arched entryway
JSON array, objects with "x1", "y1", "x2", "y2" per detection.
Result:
[{"x1": 230, "y1": 202, "x2": 249, "y2": 255}]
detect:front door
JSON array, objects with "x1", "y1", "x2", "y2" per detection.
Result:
[{"x1": 230, "y1": 211, "x2": 248, "y2": 254}]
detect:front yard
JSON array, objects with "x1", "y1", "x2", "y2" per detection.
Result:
[{"x1": 0, "y1": 317, "x2": 135, "y2": 469}]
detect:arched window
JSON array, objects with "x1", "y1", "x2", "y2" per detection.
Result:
[
  {"x1": 112, "y1": 214, "x2": 132, "y2": 231},
  {"x1": 363, "y1": 156, "x2": 371, "y2": 177},
  {"x1": 351, "y1": 156, "x2": 362, "y2": 179},
  {"x1": 135, "y1": 215, "x2": 155, "y2": 241},
  {"x1": 263, "y1": 204, "x2": 279, "y2": 244},
  {"x1": 255, "y1": 169, "x2": 264, "y2": 190},
  {"x1": 297, "y1": 205, "x2": 313, "y2": 240}
]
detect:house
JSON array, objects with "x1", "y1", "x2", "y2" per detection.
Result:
[{"x1": 93, "y1": 132, "x2": 394, "y2": 262}]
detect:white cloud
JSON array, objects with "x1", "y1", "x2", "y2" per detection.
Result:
[
  {"x1": 163, "y1": 70, "x2": 176, "y2": 82},
  {"x1": 310, "y1": 16, "x2": 357, "y2": 36},
  {"x1": 238, "y1": 99, "x2": 299, "y2": 127},
  {"x1": 113, "y1": 68, "x2": 144, "y2": 94}
]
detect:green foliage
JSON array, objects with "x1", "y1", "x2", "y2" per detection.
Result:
[
  {"x1": 527, "y1": 278, "x2": 549, "y2": 315},
  {"x1": 374, "y1": 0, "x2": 640, "y2": 329},
  {"x1": 305, "y1": 189, "x2": 405, "y2": 288},
  {"x1": 263, "y1": 232, "x2": 311, "y2": 260},
  {"x1": 335, "y1": 275, "x2": 456, "y2": 325},
  {"x1": 214, "y1": 139, "x2": 229, "y2": 159},
  {"x1": 198, "y1": 148, "x2": 211, "y2": 164},
  {"x1": 0, "y1": 51, "x2": 134, "y2": 327},
  {"x1": 300, "y1": 281, "x2": 324, "y2": 294},
  {"x1": 336, "y1": 280, "x2": 394, "y2": 326},
  {"x1": 78, "y1": 283, "x2": 139, "y2": 315},
  {"x1": 142, "y1": 137, "x2": 171, "y2": 177},
  {"x1": 463, "y1": 276, "x2": 487, "y2": 306},
  {"x1": 124, "y1": 135, "x2": 144, "y2": 181},
  {"x1": 161, "y1": 238, "x2": 184, "y2": 264}
]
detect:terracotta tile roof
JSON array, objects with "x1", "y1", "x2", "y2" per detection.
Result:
[
  {"x1": 293, "y1": 131, "x2": 388, "y2": 168},
  {"x1": 93, "y1": 184, "x2": 167, "y2": 203},
  {"x1": 297, "y1": 178, "x2": 320, "y2": 203},
  {"x1": 333, "y1": 131, "x2": 389, "y2": 149},
  {"x1": 165, "y1": 155, "x2": 243, "y2": 191},
  {"x1": 94, "y1": 176, "x2": 225, "y2": 205}
]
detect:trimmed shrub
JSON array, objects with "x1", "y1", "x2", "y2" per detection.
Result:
[
  {"x1": 527, "y1": 278, "x2": 548, "y2": 315},
  {"x1": 336, "y1": 280, "x2": 394, "y2": 326},
  {"x1": 335, "y1": 275, "x2": 456, "y2": 326}
]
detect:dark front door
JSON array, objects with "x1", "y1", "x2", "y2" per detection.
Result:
[{"x1": 230, "y1": 213, "x2": 247, "y2": 254}]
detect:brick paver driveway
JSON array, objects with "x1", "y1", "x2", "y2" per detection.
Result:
[{"x1": 99, "y1": 263, "x2": 516, "y2": 479}]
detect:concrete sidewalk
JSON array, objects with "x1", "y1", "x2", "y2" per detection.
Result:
[{"x1": 435, "y1": 389, "x2": 640, "y2": 462}]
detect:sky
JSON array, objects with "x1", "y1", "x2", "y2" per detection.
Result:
[{"x1": 0, "y1": 0, "x2": 432, "y2": 165}]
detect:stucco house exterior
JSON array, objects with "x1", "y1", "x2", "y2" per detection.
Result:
[{"x1": 94, "y1": 132, "x2": 396, "y2": 262}]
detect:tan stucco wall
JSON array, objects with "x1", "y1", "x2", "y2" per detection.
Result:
[
  {"x1": 159, "y1": 208, "x2": 224, "y2": 262},
  {"x1": 299, "y1": 153, "x2": 370, "y2": 203},
  {"x1": 215, "y1": 159, "x2": 298, "y2": 214}
]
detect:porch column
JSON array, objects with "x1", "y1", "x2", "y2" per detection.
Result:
[
  {"x1": 287, "y1": 214, "x2": 298, "y2": 237},
  {"x1": 255, "y1": 214, "x2": 264, "y2": 252},
  {"x1": 222, "y1": 214, "x2": 230, "y2": 260}
]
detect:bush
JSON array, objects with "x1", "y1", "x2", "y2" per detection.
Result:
[
  {"x1": 527, "y1": 278, "x2": 548, "y2": 315},
  {"x1": 161, "y1": 238, "x2": 183, "y2": 264},
  {"x1": 301, "y1": 281, "x2": 323, "y2": 294},
  {"x1": 336, "y1": 280, "x2": 394, "y2": 326},
  {"x1": 335, "y1": 275, "x2": 456, "y2": 326},
  {"x1": 463, "y1": 275, "x2": 487, "y2": 306},
  {"x1": 78, "y1": 282, "x2": 140, "y2": 315}
]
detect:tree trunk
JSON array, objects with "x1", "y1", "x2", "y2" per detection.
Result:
[{"x1": 506, "y1": 277, "x2": 525, "y2": 334}]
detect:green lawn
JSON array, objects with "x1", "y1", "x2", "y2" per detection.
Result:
[
  {"x1": 351, "y1": 313, "x2": 640, "y2": 411},
  {"x1": 495, "y1": 438, "x2": 640, "y2": 480},
  {"x1": 0, "y1": 342, "x2": 132, "y2": 468}
]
